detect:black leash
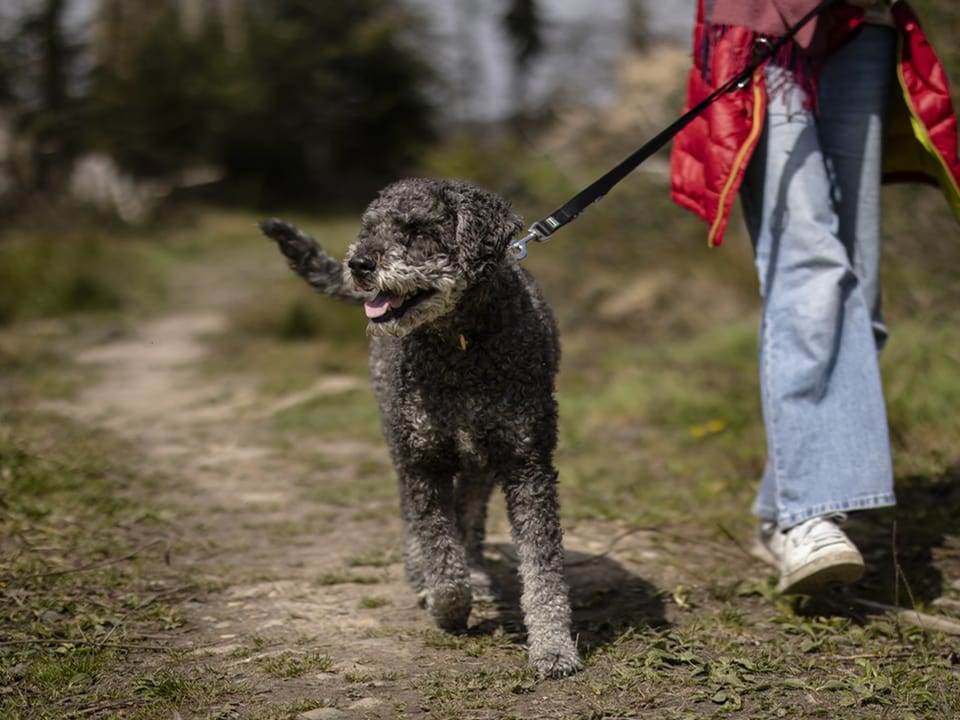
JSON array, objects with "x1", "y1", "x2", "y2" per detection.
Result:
[{"x1": 510, "y1": 0, "x2": 837, "y2": 259}]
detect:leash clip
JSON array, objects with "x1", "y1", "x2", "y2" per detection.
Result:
[{"x1": 509, "y1": 221, "x2": 557, "y2": 260}]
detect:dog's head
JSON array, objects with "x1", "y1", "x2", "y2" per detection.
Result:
[{"x1": 346, "y1": 178, "x2": 523, "y2": 337}]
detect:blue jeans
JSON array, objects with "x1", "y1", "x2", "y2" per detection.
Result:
[{"x1": 741, "y1": 26, "x2": 897, "y2": 530}]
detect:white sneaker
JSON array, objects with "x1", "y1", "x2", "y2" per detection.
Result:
[{"x1": 777, "y1": 514, "x2": 865, "y2": 594}]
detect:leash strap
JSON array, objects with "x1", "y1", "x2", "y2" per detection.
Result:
[{"x1": 510, "y1": 0, "x2": 837, "y2": 259}]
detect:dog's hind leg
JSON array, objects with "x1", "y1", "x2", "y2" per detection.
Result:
[
  {"x1": 398, "y1": 493, "x2": 427, "y2": 596},
  {"x1": 454, "y1": 471, "x2": 496, "y2": 601},
  {"x1": 502, "y1": 465, "x2": 583, "y2": 678}
]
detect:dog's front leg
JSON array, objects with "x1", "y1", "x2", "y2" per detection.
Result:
[
  {"x1": 503, "y1": 466, "x2": 583, "y2": 678},
  {"x1": 400, "y1": 472, "x2": 472, "y2": 632}
]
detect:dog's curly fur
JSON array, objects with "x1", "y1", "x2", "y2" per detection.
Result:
[{"x1": 260, "y1": 177, "x2": 582, "y2": 678}]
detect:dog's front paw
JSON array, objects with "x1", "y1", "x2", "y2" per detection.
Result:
[
  {"x1": 258, "y1": 218, "x2": 318, "y2": 267},
  {"x1": 423, "y1": 582, "x2": 472, "y2": 632},
  {"x1": 528, "y1": 637, "x2": 583, "y2": 679}
]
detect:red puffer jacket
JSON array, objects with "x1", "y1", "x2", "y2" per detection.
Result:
[{"x1": 670, "y1": 0, "x2": 960, "y2": 247}]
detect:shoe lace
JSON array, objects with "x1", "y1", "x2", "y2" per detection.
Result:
[{"x1": 794, "y1": 513, "x2": 849, "y2": 552}]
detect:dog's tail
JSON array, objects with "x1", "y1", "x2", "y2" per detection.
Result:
[{"x1": 259, "y1": 219, "x2": 370, "y2": 304}]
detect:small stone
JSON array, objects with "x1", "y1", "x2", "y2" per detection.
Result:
[
  {"x1": 297, "y1": 708, "x2": 347, "y2": 720},
  {"x1": 40, "y1": 610, "x2": 64, "y2": 624},
  {"x1": 348, "y1": 698, "x2": 384, "y2": 711}
]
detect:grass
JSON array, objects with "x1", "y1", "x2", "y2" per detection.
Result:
[
  {"x1": 0, "y1": 226, "x2": 167, "y2": 326},
  {"x1": 272, "y1": 390, "x2": 382, "y2": 440},
  {"x1": 553, "y1": 323, "x2": 767, "y2": 535},
  {"x1": 359, "y1": 596, "x2": 389, "y2": 609},
  {"x1": 348, "y1": 548, "x2": 400, "y2": 568},
  {"x1": 1, "y1": 171, "x2": 958, "y2": 717},
  {"x1": 256, "y1": 651, "x2": 335, "y2": 679},
  {"x1": 315, "y1": 571, "x2": 384, "y2": 586},
  {"x1": 133, "y1": 663, "x2": 241, "y2": 706},
  {"x1": 0, "y1": 411, "x2": 231, "y2": 719}
]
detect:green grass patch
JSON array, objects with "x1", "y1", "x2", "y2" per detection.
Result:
[
  {"x1": 882, "y1": 322, "x2": 960, "y2": 473},
  {"x1": 413, "y1": 665, "x2": 538, "y2": 715},
  {"x1": 0, "y1": 412, "x2": 241, "y2": 718},
  {"x1": 555, "y1": 318, "x2": 764, "y2": 532},
  {"x1": 347, "y1": 548, "x2": 399, "y2": 568},
  {"x1": 295, "y1": 467, "x2": 395, "y2": 507},
  {"x1": 0, "y1": 230, "x2": 166, "y2": 326},
  {"x1": 358, "y1": 596, "x2": 389, "y2": 609},
  {"x1": 315, "y1": 571, "x2": 384, "y2": 586},
  {"x1": 256, "y1": 651, "x2": 335, "y2": 679},
  {"x1": 272, "y1": 390, "x2": 380, "y2": 438}
]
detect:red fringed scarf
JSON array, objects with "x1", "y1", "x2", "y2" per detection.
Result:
[{"x1": 700, "y1": 0, "x2": 859, "y2": 111}]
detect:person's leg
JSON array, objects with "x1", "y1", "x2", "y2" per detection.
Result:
[
  {"x1": 741, "y1": 121, "x2": 778, "y2": 528},
  {"x1": 818, "y1": 25, "x2": 896, "y2": 348},
  {"x1": 742, "y1": 29, "x2": 896, "y2": 550}
]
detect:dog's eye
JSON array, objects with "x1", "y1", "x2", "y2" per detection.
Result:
[
  {"x1": 405, "y1": 224, "x2": 438, "y2": 245},
  {"x1": 398, "y1": 219, "x2": 423, "y2": 238}
]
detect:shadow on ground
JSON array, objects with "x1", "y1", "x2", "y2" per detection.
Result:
[
  {"x1": 850, "y1": 463, "x2": 960, "y2": 605},
  {"x1": 476, "y1": 543, "x2": 667, "y2": 659},
  {"x1": 784, "y1": 463, "x2": 960, "y2": 623}
]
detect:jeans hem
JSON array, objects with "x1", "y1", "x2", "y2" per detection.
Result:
[{"x1": 776, "y1": 492, "x2": 896, "y2": 531}]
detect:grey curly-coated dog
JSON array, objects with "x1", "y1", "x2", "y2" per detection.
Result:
[{"x1": 259, "y1": 177, "x2": 582, "y2": 678}]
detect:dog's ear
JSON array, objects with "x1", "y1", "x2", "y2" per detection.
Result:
[{"x1": 446, "y1": 183, "x2": 523, "y2": 278}]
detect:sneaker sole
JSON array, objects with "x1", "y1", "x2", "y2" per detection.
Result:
[{"x1": 777, "y1": 551, "x2": 865, "y2": 595}]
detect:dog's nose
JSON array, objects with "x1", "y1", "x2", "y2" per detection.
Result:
[{"x1": 348, "y1": 255, "x2": 376, "y2": 276}]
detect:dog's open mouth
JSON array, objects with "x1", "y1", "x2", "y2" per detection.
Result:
[{"x1": 364, "y1": 289, "x2": 436, "y2": 322}]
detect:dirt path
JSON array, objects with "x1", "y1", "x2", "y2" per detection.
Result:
[
  {"x1": 38, "y1": 257, "x2": 703, "y2": 718},
  {"x1": 51, "y1": 306, "x2": 434, "y2": 714}
]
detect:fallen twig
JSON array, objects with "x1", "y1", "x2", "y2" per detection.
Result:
[
  {"x1": 854, "y1": 598, "x2": 960, "y2": 636},
  {"x1": 0, "y1": 637, "x2": 174, "y2": 651},
  {"x1": 833, "y1": 651, "x2": 921, "y2": 661},
  {"x1": 2, "y1": 539, "x2": 167, "y2": 583},
  {"x1": 72, "y1": 699, "x2": 141, "y2": 717},
  {"x1": 716, "y1": 523, "x2": 757, "y2": 561}
]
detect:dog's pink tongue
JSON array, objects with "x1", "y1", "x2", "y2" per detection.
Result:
[{"x1": 364, "y1": 294, "x2": 404, "y2": 319}]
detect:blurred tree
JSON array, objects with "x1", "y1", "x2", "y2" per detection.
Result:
[
  {"x1": 37, "y1": 0, "x2": 67, "y2": 120},
  {"x1": 12, "y1": 0, "x2": 82, "y2": 193},
  {"x1": 0, "y1": 20, "x2": 16, "y2": 103},
  {"x1": 81, "y1": 0, "x2": 434, "y2": 207},
  {"x1": 92, "y1": 0, "x2": 169, "y2": 76},
  {"x1": 503, "y1": 0, "x2": 543, "y2": 119},
  {"x1": 626, "y1": 0, "x2": 649, "y2": 51},
  {"x1": 223, "y1": 0, "x2": 435, "y2": 205},
  {"x1": 504, "y1": 0, "x2": 542, "y2": 69},
  {"x1": 83, "y1": 4, "x2": 253, "y2": 178}
]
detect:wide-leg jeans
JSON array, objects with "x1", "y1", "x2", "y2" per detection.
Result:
[{"x1": 741, "y1": 25, "x2": 898, "y2": 530}]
